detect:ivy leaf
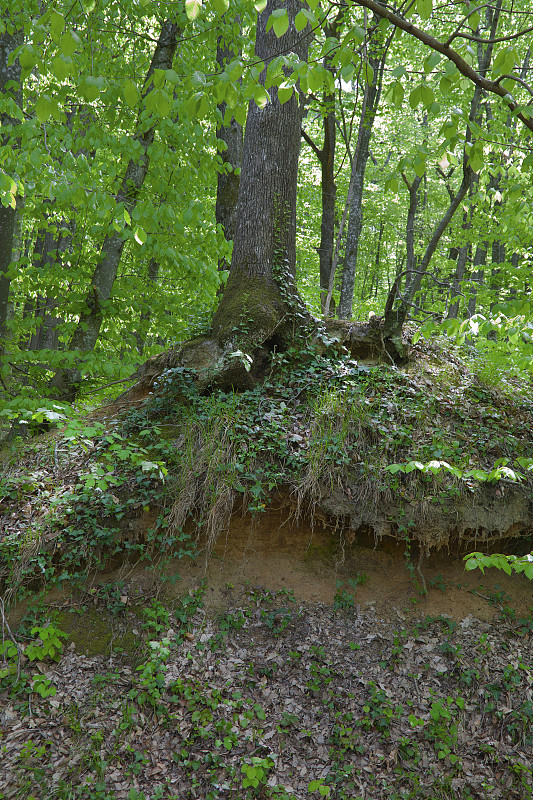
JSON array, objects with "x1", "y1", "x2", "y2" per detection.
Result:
[{"x1": 185, "y1": 0, "x2": 202, "y2": 20}]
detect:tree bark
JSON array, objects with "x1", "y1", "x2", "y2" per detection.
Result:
[
  {"x1": 215, "y1": 18, "x2": 243, "y2": 271},
  {"x1": 338, "y1": 22, "x2": 387, "y2": 319},
  {"x1": 212, "y1": 0, "x2": 310, "y2": 351},
  {"x1": 48, "y1": 18, "x2": 180, "y2": 401}
]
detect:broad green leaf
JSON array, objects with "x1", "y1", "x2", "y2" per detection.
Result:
[
  {"x1": 363, "y1": 62, "x2": 374, "y2": 85},
  {"x1": 212, "y1": 0, "x2": 229, "y2": 12},
  {"x1": 439, "y1": 74, "x2": 453, "y2": 95},
  {"x1": 413, "y1": 155, "x2": 426, "y2": 177},
  {"x1": 344, "y1": 25, "x2": 365, "y2": 45},
  {"x1": 50, "y1": 9, "x2": 65, "y2": 44},
  {"x1": 124, "y1": 79, "x2": 140, "y2": 107},
  {"x1": 277, "y1": 85, "x2": 293, "y2": 104},
  {"x1": 83, "y1": 76, "x2": 105, "y2": 101},
  {"x1": 468, "y1": 10, "x2": 480, "y2": 30},
  {"x1": 253, "y1": 84, "x2": 269, "y2": 108},
  {"x1": 19, "y1": 45, "x2": 37, "y2": 72},
  {"x1": 423, "y1": 52, "x2": 441, "y2": 74},
  {"x1": 165, "y1": 69, "x2": 180, "y2": 85},
  {"x1": 421, "y1": 85, "x2": 434, "y2": 106},
  {"x1": 36, "y1": 95, "x2": 53, "y2": 123},
  {"x1": 416, "y1": 0, "x2": 432, "y2": 20},
  {"x1": 233, "y1": 103, "x2": 247, "y2": 127},
  {"x1": 391, "y1": 65, "x2": 406, "y2": 78},
  {"x1": 307, "y1": 66, "x2": 323, "y2": 93},
  {"x1": 294, "y1": 10, "x2": 308, "y2": 32},
  {"x1": 185, "y1": 0, "x2": 202, "y2": 20},
  {"x1": 254, "y1": 0, "x2": 267, "y2": 11},
  {"x1": 409, "y1": 85, "x2": 422, "y2": 109},
  {"x1": 268, "y1": 9, "x2": 289, "y2": 38},
  {"x1": 52, "y1": 56, "x2": 71, "y2": 81},
  {"x1": 156, "y1": 89, "x2": 171, "y2": 117},
  {"x1": 60, "y1": 30, "x2": 79, "y2": 57},
  {"x1": 391, "y1": 80, "x2": 404, "y2": 108},
  {"x1": 134, "y1": 227, "x2": 147, "y2": 245}
]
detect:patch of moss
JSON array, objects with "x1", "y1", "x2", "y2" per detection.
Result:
[{"x1": 56, "y1": 608, "x2": 141, "y2": 660}]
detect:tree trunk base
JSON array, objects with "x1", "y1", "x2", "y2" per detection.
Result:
[{"x1": 115, "y1": 315, "x2": 408, "y2": 405}]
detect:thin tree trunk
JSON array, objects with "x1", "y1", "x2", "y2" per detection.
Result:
[
  {"x1": 49, "y1": 18, "x2": 180, "y2": 401},
  {"x1": 467, "y1": 243, "x2": 487, "y2": 317},
  {"x1": 337, "y1": 21, "x2": 388, "y2": 318},
  {"x1": 133, "y1": 257, "x2": 160, "y2": 357},
  {"x1": 301, "y1": 6, "x2": 345, "y2": 315}
]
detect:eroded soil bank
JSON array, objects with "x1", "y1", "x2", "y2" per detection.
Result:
[{"x1": 2, "y1": 509, "x2": 533, "y2": 800}]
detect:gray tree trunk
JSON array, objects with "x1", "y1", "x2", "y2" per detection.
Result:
[
  {"x1": 337, "y1": 24, "x2": 387, "y2": 319},
  {"x1": 212, "y1": 0, "x2": 310, "y2": 347},
  {"x1": 215, "y1": 20, "x2": 243, "y2": 271}
]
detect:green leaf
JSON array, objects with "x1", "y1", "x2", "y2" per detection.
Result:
[
  {"x1": 363, "y1": 62, "x2": 374, "y2": 85},
  {"x1": 409, "y1": 85, "x2": 422, "y2": 109},
  {"x1": 254, "y1": 0, "x2": 267, "y2": 11},
  {"x1": 391, "y1": 80, "x2": 404, "y2": 108},
  {"x1": 50, "y1": 9, "x2": 66, "y2": 44},
  {"x1": 52, "y1": 56, "x2": 71, "y2": 81},
  {"x1": 277, "y1": 85, "x2": 293, "y2": 104},
  {"x1": 134, "y1": 226, "x2": 147, "y2": 245},
  {"x1": 421, "y1": 85, "x2": 434, "y2": 107},
  {"x1": 344, "y1": 25, "x2": 365, "y2": 45},
  {"x1": 269, "y1": 9, "x2": 289, "y2": 38},
  {"x1": 295, "y1": 10, "x2": 308, "y2": 31},
  {"x1": 60, "y1": 30, "x2": 79, "y2": 57},
  {"x1": 123, "y1": 78, "x2": 140, "y2": 108},
  {"x1": 253, "y1": 85, "x2": 270, "y2": 108},
  {"x1": 416, "y1": 0, "x2": 432, "y2": 20},
  {"x1": 35, "y1": 95, "x2": 53, "y2": 123},
  {"x1": 212, "y1": 0, "x2": 229, "y2": 12},
  {"x1": 468, "y1": 10, "x2": 480, "y2": 30},
  {"x1": 185, "y1": 0, "x2": 202, "y2": 20},
  {"x1": 423, "y1": 51, "x2": 441, "y2": 74}
]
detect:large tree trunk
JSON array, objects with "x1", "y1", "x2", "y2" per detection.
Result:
[
  {"x1": 48, "y1": 18, "x2": 180, "y2": 401},
  {"x1": 211, "y1": 0, "x2": 310, "y2": 357}
]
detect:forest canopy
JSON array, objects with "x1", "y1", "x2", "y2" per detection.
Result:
[{"x1": 0, "y1": 0, "x2": 532, "y2": 417}]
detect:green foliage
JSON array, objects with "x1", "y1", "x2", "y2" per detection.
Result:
[{"x1": 464, "y1": 552, "x2": 533, "y2": 580}]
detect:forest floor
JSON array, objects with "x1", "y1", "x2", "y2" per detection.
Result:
[
  {"x1": 1, "y1": 337, "x2": 533, "y2": 799},
  {"x1": 1, "y1": 515, "x2": 533, "y2": 800}
]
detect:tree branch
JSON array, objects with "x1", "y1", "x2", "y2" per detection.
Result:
[{"x1": 349, "y1": 0, "x2": 533, "y2": 133}]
